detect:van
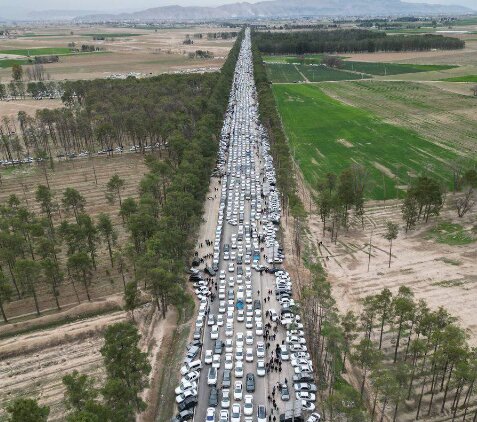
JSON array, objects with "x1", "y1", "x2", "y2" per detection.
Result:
[{"x1": 181, "y1": 359, "x2": 202, "y2": 375}]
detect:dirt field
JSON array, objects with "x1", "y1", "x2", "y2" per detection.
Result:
[
  {"x1": 0, "y1": 98, "x2": 62, "y2": 120},
  {"x1": 0, "y1": 153, "x2": 149, "y2": 322},
  {"x1": 0, "y1": 296, "x2": 170, "y2": 421},
  {"x1": 0, "y1": 26, "x2": 235, "y2": 81}
]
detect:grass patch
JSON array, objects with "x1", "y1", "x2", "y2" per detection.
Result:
[
  {"x1": 0, "y1": 47, "x2": 73, "y2": 56},
  {"x1": 435, "y1": 257, "x2": 462, "y2": 266},
  {"x1": 298, "y1": 64, "x2": 368, "y2": 82},
  {"x1": 0, "y1": 59, "x2": 30, "y2": 68},
  {"x1": 265, "y1": 63, "x2": 304, "y2": 83},
  {"x1": 432, "y1": 279, "x2": 467, "y2": 288},
  {"x1": 426, "y1": 221, "x2": 475, "y2": 245},
  {"x1": 273, "y1": 83, "x2": 460, "y2": 199},
  {"x1": 341, "y1": 61, "x2": 457, "y2": 76},
  {"x1": 265, "y1": 63, "x2": 368, "y2": 83},
  {"x1": 441, "y1": 75, "x2": 477, "y2": 82}
]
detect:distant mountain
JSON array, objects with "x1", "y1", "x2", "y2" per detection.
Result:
[
  {"x1": 75, "y1": 0, "x2": 474, "y2": 22},
  {"x1": 27, "y1": 9, "x2": 106, "y2": 20}
]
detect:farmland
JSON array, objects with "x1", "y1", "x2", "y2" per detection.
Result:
[
  {"x1": 320, "y1": 80, "x2": 477, "y2": 154},
  {"x1": 441, "y1": 74, "x2": 477, "y2": 82},
  {"x1": 0, "y1": 25, "x2": 236, "y2": 82},
  {"x1": 272, "y1": 83, "x2": 461, "y2": 199},
  {"x1": 339, "y1": 61, "x2": 456, "y2": 75},
  {"x1": 266, "y1": 63, "x2": 367, "y2": 82}
]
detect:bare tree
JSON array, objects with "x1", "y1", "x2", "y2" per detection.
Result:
[
  {"x1": 455, "y1": 187, "x2": 475, "y2": 217},
  {"x1": 383, "y1": 221, "x2": 399, "y2": 268}
]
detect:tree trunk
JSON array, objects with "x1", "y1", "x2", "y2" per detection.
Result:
[
  {"x1": 0, "y1": 302, "x2": 8, "y2": 323},
  {"x1": 441, "y1": 364, "x2": 454, "y2": 413},
  {"x1": 380, "y1": 397, "x2": 388, "y2": 422},
  {"x1": 32, "y1": 288, "x2": 41, "y2": 316},
  {"x1": 394, "y1": 319, "x2": 403, "y2": 363},
  {"x1": 107, "y1": 239, "x2": 113, "y2": 267},
  {"x1": 416, "y1": 376, "x2": 427, "y2": 420},
  {"x1": 388, "y1": 239, "x2": 392, "y2": 268}
]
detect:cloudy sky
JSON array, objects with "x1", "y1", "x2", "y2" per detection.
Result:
[{"x1": 0, "y1": 0, "x2": 474, "y2": 15}]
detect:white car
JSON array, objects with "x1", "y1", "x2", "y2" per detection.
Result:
[
  {"x1": 175, "y1": 380, "x2": 197, "y2": 395},
  {"x1": 224, "y1": 353, "x2": 234, "y2": 370},
  {"x1": 226, "y1": 323, "x2": 234, "y2": 337},
  {"x1": 222, "y1": 389, "x2": 231, "y2": 409},
  {"x1": 206, "y1": 407, "x2": 216, "y2": 422},
  {"x1": 237, "y1": 310, "x2": 244, "y2": 322},
  {"x1": 307, "y1": 412, "x2": 321, "y2": 422},
  {"x1": 234, "y1": 381, "x2": 243, "y2": 401},
  {"x1": 219, "y1": 410, "x2": 229, "y2": 422},
  {"x1": 243, "y1": 395, "x2": 253, "y2": 416},
  {"x1": 220, "y1": 270, "x2": 226, "y2": 280},
  {"x1": 245, "y1": 317, "x2": 253, "y2": 329},
  {"x1": 219, "y1": 301, "x2": 226, "y2": 313},
  {"x1": 245, "y1": 331, "x2": 254, "y2": 346},
  {"x1": 225, "y1": 339, "x2": 233, "y2": 353},
  {"x1": 257, "y1": 360, "x2": 266, "y2": 377},
  {"x1": 217, "y1": 315, "x2": 224, "y2": 326},
  {"x1": 255, "y1": 321, "x2": 263, "y2": 336},
  {"x1": 300, "y1": 400, "x2": 315, "y2": 411},
  {"x1": 183, "y1": 370, "x2": 200, "y2": 384},
  {"x1": 231, "y1": 404, "x2": 241, "y2": 422},
  {"x1": 235, "y1": 347, "x2": 244, "y2": 361},
  {"x1": 228, "y1": 263, "x2": 235, "y2": 273},
  {"x1": 212, "y1": 354, "x2": 221, "y2": 369},
  {"x1": 235, "y1": 361, "x2": 244, "y2": 378},
  {"x1": 296, "y1": 392, "x2": 316, "y2": 401},
  {"x1": 245, "y1": 348, "x2": 254, "y2": 362},
  {"x1": 256, "y1": 342, "x2": 265, "y2": 358},
  {"x1": 211, "y1": 325, "x2": 219, "y2": 340},
  {"x1": 176, "y1": 388, "x2": 197, "y2": 404},
  {"x1": 236, "y1": 332, "x2": 244, "y2": 348},
  {"x1": 205, "y1": 350, "x2": 213, "y2": 364}
]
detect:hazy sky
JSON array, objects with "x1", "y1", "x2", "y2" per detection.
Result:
[{"x1": 0, "y1": 0, "x2": 475, "y2": 11}]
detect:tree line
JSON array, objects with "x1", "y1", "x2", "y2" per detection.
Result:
[{"x1": 253, "y1": 29, "x2": 465, "y2": 55}]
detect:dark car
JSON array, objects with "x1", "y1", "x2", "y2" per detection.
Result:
[
  {"x1": 253, "y1": 300, "x2": 261, "y2": 310},
  {"x1": 237, "y1": 256, "x2": 243, "y2": 265},
  {"x1": 192, "y1": 257, "x2": 200, "y2": 267},
  {"x1": 222, "y1": 369, "x2": 232, "y2": 388},
  {"x1": 214, "y1": 340, "x2": 223, "y2": 355},
  {"x1": 281, "y1": 383, "x2": 290, "y2": 401},
  {"x1": 237, "y1": 266, "x2": 243, "y2": 276},
  {"x1": 209, "y1": 387, "x2": 219, "y2": 407},
  {"x1": 178, "y1": 396, "x2": 198, "y2": 412},
  {"x1": 205, "y1": 266, "x2": 216, "y2": 276},
  {"x1": 246, "y1": 373, "x2": 255, "y2": 393},
  {"x1": 178, "y1": 409, "x2": 194, "y2": 421},
  {"x1": 257, "y1": 405, "x2": 266, "y2": 421}
]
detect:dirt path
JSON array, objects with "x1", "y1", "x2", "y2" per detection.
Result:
[{"x1": 294, "y1": 64, "x2": 310, "y2": 82}]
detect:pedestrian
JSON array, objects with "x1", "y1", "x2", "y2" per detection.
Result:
[{"x1": 284, "y1": 378, "x2": 288, "y2": 384}]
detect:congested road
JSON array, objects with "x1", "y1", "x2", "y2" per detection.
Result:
[{"x1": 174, "y1": 29, "x2": 318, "y2": 422}]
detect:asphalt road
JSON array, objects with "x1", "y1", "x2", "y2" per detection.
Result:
[{"x1": 192, "y1": 30, "x2": 297, "y2": 422}]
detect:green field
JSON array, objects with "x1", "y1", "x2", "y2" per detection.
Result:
[
  {"x1": 441, "y1": 75, "x2": 477, "y2": 82},
  {"x1": 265, "y1": 63, "x2": 369, "y2": 83},
  {"x1": 263, "y1": 54, "x2": 325, "y2": 64},
  {"x1": 0, "y1": 47, "x2": 72, "y2": 56},
  {"x1": 340, "y1": 61, "x2": 457, "y2": 76},
  {"x1": 273, "y1": 84, "x2": 460, "y2": 199},
  {"x1": 265, "y1": 63, "x2": 304, "y2": 82},
  {"x1": 0, "y1": 59, "x2": 29, "y2": 68},
  {"x1": 297, "y1": 64, "x2": 368, "y2": 82}
]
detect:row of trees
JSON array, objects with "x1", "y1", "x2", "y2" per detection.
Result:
[
  {"x1": 351, "y1": 286, "x2": 477, "y2": 421},
  {"x1": 0, "y1": 79, "x2": 60, "y2": 101},
  {"x1": 253, "y1": 29, "x2": 465, "y2": 55},
  {"x1": 3, "y1": 322, "x2": 150, "y2": 422},
  {"x1": 0, "y1": 177, "x2": 126, "y2": 321}
]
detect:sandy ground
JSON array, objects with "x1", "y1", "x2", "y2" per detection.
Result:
[
  {"x1": 294, "y1": 169, "x2": 477, "y2": 345},
  {"x1": 0, "y1": 26, "x2": 235, "y2": 81},
  {"x1": 0, "y1": 98, "x2": 62, "y2": 119}
]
